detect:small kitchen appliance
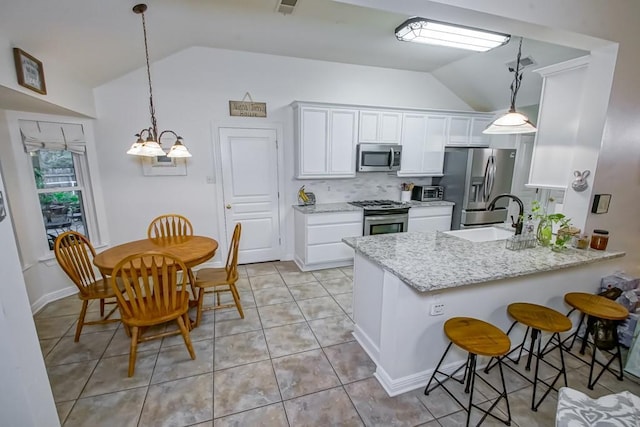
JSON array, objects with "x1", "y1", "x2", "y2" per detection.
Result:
[
  {"x1": 356, "y1": 144, "x2": 402, "y2": 172},
  {"x1": 411, "y1": 185, "x2": 444, "y2": 202},
  {"x1": 348, "y1": 199, "x2": 409, "y2": 235}
]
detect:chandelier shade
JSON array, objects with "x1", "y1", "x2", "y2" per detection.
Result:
[{"x1": 127, "y1": 4, "x2": 192, "y2": 158}]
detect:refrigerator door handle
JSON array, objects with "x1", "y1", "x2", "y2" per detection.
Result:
[{"x1": 482, "y1": 156, "x2": 496, "y2": 202}]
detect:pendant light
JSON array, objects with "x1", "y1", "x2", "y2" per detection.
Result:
[
  {"x1": 126, "y1": 4, "x2": 192, "y2": 158},
  {"x1": 483, "y1": 38, "x2": 537, "y2": 135}
]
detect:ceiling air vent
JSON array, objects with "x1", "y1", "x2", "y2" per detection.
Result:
[
  {"x1": 276, "y1": 0, "x2": 298, "y2": 15},
  {"x1": 506, "y1": 56, "x2": 536, "y2": 71}
]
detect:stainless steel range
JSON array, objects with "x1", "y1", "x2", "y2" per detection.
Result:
[{"x1": 348, "y1": 200, "x2": 409, "y2": 236}]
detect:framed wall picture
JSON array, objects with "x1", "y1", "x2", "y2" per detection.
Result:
[
  {"x1": 13, "y1": 48, "x2": 47, "y2": 95},
  {"x1": 142, "y1": 156, "x2": 187, "y2": 176}
]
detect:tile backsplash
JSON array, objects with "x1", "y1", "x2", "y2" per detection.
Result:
[{"x1": 297, "y1": 173, "x2": 433, "y2": 203}]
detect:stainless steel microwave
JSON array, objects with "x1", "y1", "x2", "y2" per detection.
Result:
[{"x1": 356, "y1": 144, "x2": 402, "y2": 172}]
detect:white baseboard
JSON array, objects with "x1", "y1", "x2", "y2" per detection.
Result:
[{"x1": 31, "y1": 285, "x2": 78, "y2": 314}]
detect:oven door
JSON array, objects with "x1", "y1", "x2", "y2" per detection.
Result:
[{"x1": 364, "y1": 214, "x2": 408, "y2": 236}]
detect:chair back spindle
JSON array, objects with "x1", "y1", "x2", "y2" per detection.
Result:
[
  {"x1": 111, "y1": 252, "x2": 190, "y2": 322},
  {"x1": 54, "y1": 231, "x2": 101, "y2": 296},
  {"x1": 147, "y1": 214, "x2": 193, "y2": 239}
]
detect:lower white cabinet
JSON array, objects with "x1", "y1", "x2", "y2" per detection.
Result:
[
  {"x1": 294, "y1": 210, "x2": 363, "y2": 271},
  {"x1": 407, "y1": 206, "x2": 453, "y2": 232}
]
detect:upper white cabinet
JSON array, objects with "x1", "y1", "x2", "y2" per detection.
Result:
[
  {"x1": 446, "y1": 115, "x2": 493, "y2": 147},
  {"x1": 293, "y1": 102, "x2": 358, "y2": 179},
  {"x1": 528, "y1": 57, "x2": 589, "y2": 189},
  {"x1": 358, "y1": 110, "x2": 402, "y2": 144},
  {"x1": 398, "y1": 113, "x2": 447, "y2": 177}
]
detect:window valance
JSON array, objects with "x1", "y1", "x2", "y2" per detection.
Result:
[{"x1": 19, "y1": 120, "x2": 86, "y2": 155}]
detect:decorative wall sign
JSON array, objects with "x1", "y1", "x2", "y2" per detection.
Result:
[
  {"x1": 142, "y1": 156, "x2": 187, "y2": 176},
  {"x1": 13, "y1": 48, "x2": 47, "y2": 94},
  {"x1": 229, "y1": 92, "x2": 267, "y2": 117}
]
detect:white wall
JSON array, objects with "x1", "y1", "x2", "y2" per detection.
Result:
[
  {"x1": 0, "y1": 165, "x2": 58, "y2": 426},
  {"x1": 0, "y1": 36, "x2": 96, "y2": 118},
  {"x1": 93, "y1": 47, "x2": 472, "y2": 262}
]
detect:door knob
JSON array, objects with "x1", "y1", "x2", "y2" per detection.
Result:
[{"x1": 226, "y1": 204, "x2": 231, "y2": 209}]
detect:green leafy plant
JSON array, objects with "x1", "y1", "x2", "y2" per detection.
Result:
[{"x1": 530, "y1": 200, "x2": 572, "y2": 250}]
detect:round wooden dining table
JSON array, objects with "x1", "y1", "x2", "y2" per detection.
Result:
[{"x1": 93, "y1": 235, "x2": 218, "y2": 275}]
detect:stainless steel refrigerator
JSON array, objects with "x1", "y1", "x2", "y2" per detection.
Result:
[{"x1": 440, "y1": 147, "x2": 517, "y2": 230}]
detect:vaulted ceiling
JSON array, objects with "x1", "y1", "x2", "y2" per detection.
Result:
[{"x1": 0, "y1": 0, "x2": 587, "y2": 112}]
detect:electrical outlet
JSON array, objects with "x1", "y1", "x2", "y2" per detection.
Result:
[{"x1": 430, "y1": 303, "x2": 445, "y2": 316}]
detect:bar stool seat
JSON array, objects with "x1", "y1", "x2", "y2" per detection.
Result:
[
  {"x1": 426, "y1": 317, "x2": 512, "y2": 427},
  {"x1": 487, "y1": 303, "x2": 571, "y2": 411},
  {"x1": 563, "y1": 292, "x2": 628, "y2": 389}
]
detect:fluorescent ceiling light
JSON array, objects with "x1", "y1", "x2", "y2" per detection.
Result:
[{"x1": 395, "y1": 18, "x2": 510, "y2": 52}]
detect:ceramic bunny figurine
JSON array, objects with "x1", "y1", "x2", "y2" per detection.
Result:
[{"x1": 571, "y1": 170, "x2": 590, "y2": 192}]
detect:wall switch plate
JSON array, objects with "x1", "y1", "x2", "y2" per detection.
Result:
[{"x1": 430, "y1": 303, "x2": 445, "y2": 316}]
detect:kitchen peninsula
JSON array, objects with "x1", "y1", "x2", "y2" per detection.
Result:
[{"x1": 343, "y1": 230, "x2": 625, "y2": 396}]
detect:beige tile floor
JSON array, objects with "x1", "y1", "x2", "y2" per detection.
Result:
[{"x1": 35, "y1": 261, "x2": 640, "y2": 426}]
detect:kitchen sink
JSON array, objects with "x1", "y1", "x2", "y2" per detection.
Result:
[{"x1": 443, "y1": 227, "x2": 514, "y2": 242}]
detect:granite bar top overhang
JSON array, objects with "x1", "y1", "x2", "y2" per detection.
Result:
[{"x1": 343, "y1": 231, "x2": 625, "y2": 292}]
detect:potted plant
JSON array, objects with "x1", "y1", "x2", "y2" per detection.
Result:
[{"x1": 530, "y1": 200, "x2": 573, "y2": 250}]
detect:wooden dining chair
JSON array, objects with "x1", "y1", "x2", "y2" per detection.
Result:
[
  {"x1": 54, "y1": 231, "x2": 119, "y2": 342},
  {"x1": 194, "y1": 223, "x2": 243, "y2": 326},
  {"x1": 147, "y1": 214, "x2": 193, "y2": 239},
  {"x1": 147, "y1": 213, "x2": 196, "y2": 294},
  {"x1": 110, "y1": 251, "x2": 196, "y2": 377}
]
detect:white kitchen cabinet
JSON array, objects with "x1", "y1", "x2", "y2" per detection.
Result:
[
  {"x1": 294, "y1": 210, "x2": 363, "y2": 271},
  {"x1": 408, "y1": 205, "x2": 453, "y2": 232},
  {"x1": 293, "y1": 103, "x2": 358, "y2": 179},
  {"x1": 398, "y1": 113, "x2": 447, "y2": 177},
  {"x1": 528, "y1": 57, "x2": 589, "y2": 189},
  {"x1": 446, "y1": 114, "x2": 493, "y2": 147},
  {"x1": 358, "y1": 110, "x2": 402, "y2": 144}
]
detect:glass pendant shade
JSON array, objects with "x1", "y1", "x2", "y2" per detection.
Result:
[
  {"x1": 483, "y1": 111, "x2": 537, "y2": 134},
  {"x1": 167, "y1": 140, "x2": 192, "y2": 158},
  {"x1": 138, "y1": 140, "x2": 166, "y2": 157},
  {"x1": 126, "y1": 137, "x2": 144, "y2": 155}
]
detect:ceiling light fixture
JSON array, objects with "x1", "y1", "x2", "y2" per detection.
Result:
[
  {"x1": 126, "y1": 4, "x2": 191, "y2": 158},
  {"x1": 394, "y1": 17, "x2": 510, "y2": 52},
  {"x1": 483, "y1": 38, "x2": 537, "y2": 134}
]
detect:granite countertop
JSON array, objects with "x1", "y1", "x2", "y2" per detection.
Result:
[
  {"x1": 343, "y1": 231, "x2": 625, "y2": 293},
  {"x1": 292, "y1": 203, "x2": 362, "y2": 214},
  {"x1": 292, "y1": 200, "x2": 454, "y2": 214}
]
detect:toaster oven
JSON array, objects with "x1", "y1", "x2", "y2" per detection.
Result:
[{"x1": 411, "y1": 185, "x2": 444, "y2": 202}]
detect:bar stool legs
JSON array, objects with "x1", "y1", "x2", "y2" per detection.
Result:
[
  {"x1": 425, "y1": 317, "x2": 512, "y2": 427},
  {"x1": 485, "y1": 303, "x2": 571, "y2": 411},
  {"x1": 563, "y1": 293, "x2": 628, "y2": 390}
]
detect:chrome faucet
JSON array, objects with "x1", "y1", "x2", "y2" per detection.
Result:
[{"x1": 488, "y1": 194, "x2": 524, "y2": 235}]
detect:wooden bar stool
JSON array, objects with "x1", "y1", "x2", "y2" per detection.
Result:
[
  {"x1": 563, "y1": 292, "x2": 629, "y2": 389},
  {"x1": 485, "y1": 303, "x2": 571, "y2": 411},
  {"x1": 425, "y1": 317, "x2": 512, "y2": 427}
]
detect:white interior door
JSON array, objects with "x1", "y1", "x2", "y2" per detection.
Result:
[{"x1": 219, "y1": 127, "x2": 280, "y2": 264}]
